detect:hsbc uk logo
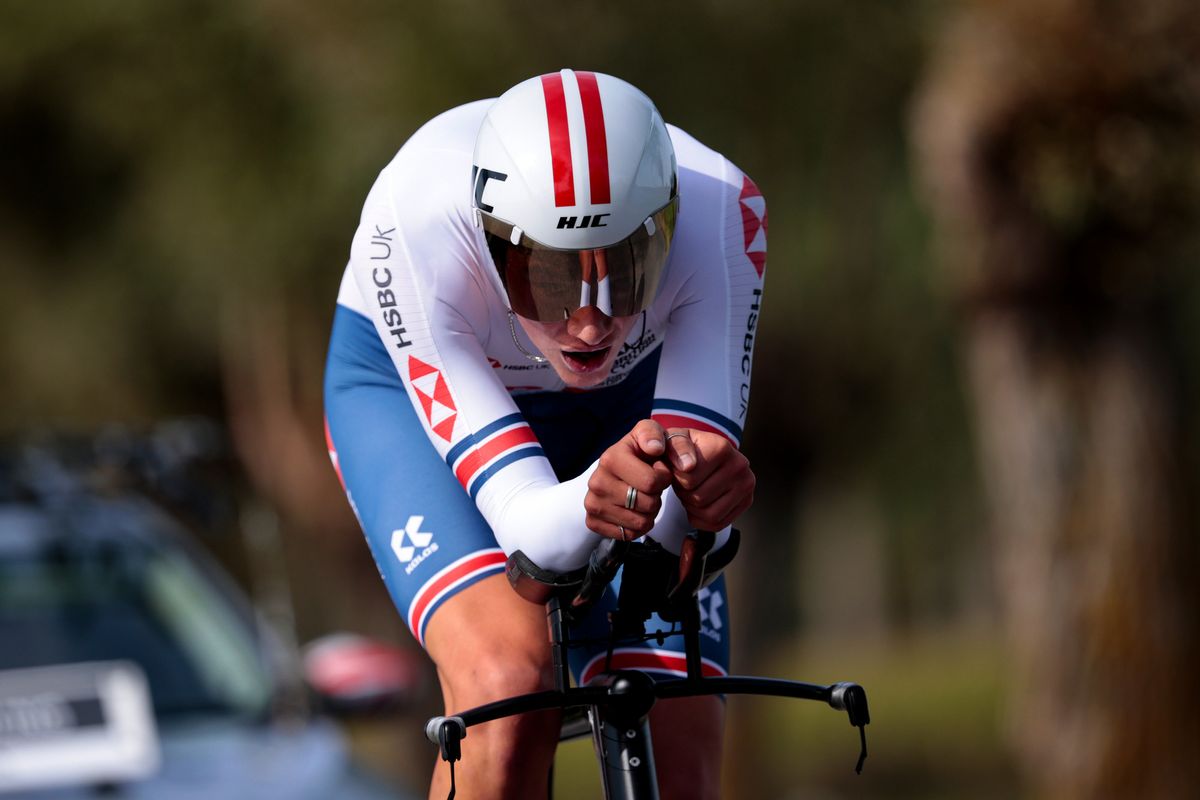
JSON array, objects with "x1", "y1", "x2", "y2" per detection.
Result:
[{"x1": 392, "y1": 516, "x2": 438, "y2": 575}]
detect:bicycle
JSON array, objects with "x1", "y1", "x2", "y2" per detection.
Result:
[{"x1": 424, "y1": 531, "x2": 871, "y2": 799}]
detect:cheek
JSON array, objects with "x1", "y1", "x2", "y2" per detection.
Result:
[{"x1": 517, "y1": 319, "x2": 566, "y2": 347}]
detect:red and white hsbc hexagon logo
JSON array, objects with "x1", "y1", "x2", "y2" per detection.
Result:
[
  {"x1": 739, "y1": 175, "x2": 767, "y2": 278},
  {"x1": 408, "y1": 356, "x2": 457, "y2": 441}
]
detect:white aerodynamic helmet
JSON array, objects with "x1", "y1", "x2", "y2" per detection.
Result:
[{"x1": 472, "y1": 69, "x2": 678, "y2": 322}]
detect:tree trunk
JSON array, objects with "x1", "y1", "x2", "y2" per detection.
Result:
[
  {"x1": 913, "y1": 1, "x2": 1200, "y2": 796},
  {"x1": 966, "y1": 315, "x2": 1195, "y2": 797}
]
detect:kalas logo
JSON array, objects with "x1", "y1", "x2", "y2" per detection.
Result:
[{"x1": 392, "y1": 516, "x2": 438, "y2": 574}]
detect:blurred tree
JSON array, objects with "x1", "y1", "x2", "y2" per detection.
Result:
[{"x1": 914, "y1": 0, "x2": 1200, "y2": 796}]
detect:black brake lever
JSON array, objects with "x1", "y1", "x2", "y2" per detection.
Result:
[
  {"x1": 829, "y1": 682, "x2": 870, "y2": 773},
  {"x1": 663, "y1": 530, "x2": 715, "y2": 615}
]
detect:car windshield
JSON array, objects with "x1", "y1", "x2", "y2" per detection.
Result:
[{"x1": 0, "y1": 534, "x2": 272, "y2": 721}]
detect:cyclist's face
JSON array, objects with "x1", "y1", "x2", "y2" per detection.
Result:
[{"x1": 515, "y1": 306, "x2": 639, "y2": 388}]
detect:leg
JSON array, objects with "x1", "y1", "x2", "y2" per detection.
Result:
[
  {"x1": 423, "y1": 574, "x2": 560, "y2": 800},
  {"x1": 649, "y1": 696, "x2": 724, "y2": 800},
  {"x1": 326, "y1": 307, "x2": 558, "y2": 798}
]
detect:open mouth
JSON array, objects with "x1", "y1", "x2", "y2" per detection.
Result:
[{"x1": 560, "y1": 347, "x2": 611, "y2": 373}]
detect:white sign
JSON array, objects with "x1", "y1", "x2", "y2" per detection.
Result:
[{"x1": 0, "y1": 661, "x2": 159, "y2": 793}]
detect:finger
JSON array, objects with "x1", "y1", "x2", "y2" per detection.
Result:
[
  {"x1": 673, "y1": 458, "x2": 752, "y2": 509},
  {"x1": 682, "y1": 484, "x2": 752, "y2": 531},
  {"x1": 674, "y1": 462, "x2": 755, "y2": 527},
  {"x1": 585, "y1": 506, "x2": 660, "y2": 538},
  {"x1": 672, "y1": 440, "x2": 743, "y2": 491},
  {"x1": 588, "y1": 476, "x2": 665, "y2": 517},
  {"x1": 596, "y1": 450, "x2": 668, "y2": 495},
  {"x1": 651, "y1": 459, "x2": 673, "y2": 493},
  {"x1": 628, "y1": 419, "x2": 667, "y2": 460},
  {"x1": 664, "y1": 428, "x2": 697, "y2": 472},
  {"x1": 614, "y1": 481, "x2": 665, "y2": 516}
]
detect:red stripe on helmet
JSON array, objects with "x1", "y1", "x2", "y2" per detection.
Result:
[
  {"x1": 575, "y1": 71, "x2": 610, "y2": 205},
  {"x1": 540, "y1": 73, "x2": 575, "y2": 207}
]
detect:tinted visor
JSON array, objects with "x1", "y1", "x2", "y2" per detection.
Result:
[{"x1": 482, "y1": 199, "x2": 677, "y2": 322}]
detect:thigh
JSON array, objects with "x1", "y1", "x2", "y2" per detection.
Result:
[
  {"x1": 324, "y1": 306, "x2": 507, "y2": 646},
  {"x1": 423, "y1": 573, "x2": 554, "y2": 706}
]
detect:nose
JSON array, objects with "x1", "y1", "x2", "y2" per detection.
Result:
[{"x1": 566, "y1": 305, "x2": 615, "y2": 346}]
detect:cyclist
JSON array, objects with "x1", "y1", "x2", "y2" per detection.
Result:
[{"x1": 324, "y1": 70, "x2": 766, "y2": 799}]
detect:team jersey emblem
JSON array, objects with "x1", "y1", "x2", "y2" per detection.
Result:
[
  {"x1": 408, "y1": 356, "x2": 458, "y2": 441},
  {"x1": 391, "y1": 516, "x2": 434, "y2": 563},
  {"x1": 739, "y1": 175, "x2": 767, "y2": 278}
]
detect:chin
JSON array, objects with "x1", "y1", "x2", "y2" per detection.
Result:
[{"x1": 552, "y1": 359, "x2": 615, "y2": 388}]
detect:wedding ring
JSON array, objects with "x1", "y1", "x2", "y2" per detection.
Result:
[
  {"x1": 625, "y1": 485, "x2": 638, "y2": 510},
  {"x1": 618, "y1": 525, "x2": 629, "y2": 541},
  {"x1": 666, "y1": 432, "x2": 689, "y2": 441}
]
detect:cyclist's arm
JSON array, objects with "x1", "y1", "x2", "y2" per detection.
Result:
[
  {"x1": 650, "y1": 133, "x2": 767, "y2": 547},
  {"x1": 344, "y1": 157, "x2": 615, "y2": 573}
]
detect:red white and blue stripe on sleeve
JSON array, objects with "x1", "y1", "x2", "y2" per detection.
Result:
[
  {"x1": 406, "y1": 548, "x2": 508, "y2": 646},
  {"x1": 651, "y1": 400, "x2": 743, "y2": 447},
  {"x1": 445, "y1": 412, "x2": 546, "y2": 500}
]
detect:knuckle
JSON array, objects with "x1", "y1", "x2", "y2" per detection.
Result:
[{"x1": 634, "y1": 475, "x2": 659, "y2": 494}]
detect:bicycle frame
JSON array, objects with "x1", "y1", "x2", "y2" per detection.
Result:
[{"x1": 425, "y1": 541, "x2": 870, "y2": 799}]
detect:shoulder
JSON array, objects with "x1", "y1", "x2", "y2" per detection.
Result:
[
  {"x1": 368, "y1": 99, "x2": 495, "y2": 214},
  {"x1": 668, "y1": 124, "x2": 755, "y2": 197},
  {"x1": 667, "y1": 124, "x2": 763, "y2": 244},
  {"x1": 400, "y1": 98, "x2": 495, "y2": 160},
  {"x1": 348, "y1": 100, "x2": 502, "y2": 321},
  {"x1": 649, "y1": 125, "x2": 765, "y2": 306}
]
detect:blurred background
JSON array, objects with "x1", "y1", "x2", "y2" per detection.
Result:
[{"x1": 2, "y1": 0, "x2": 1199, "y2": 797}]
